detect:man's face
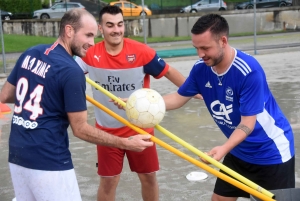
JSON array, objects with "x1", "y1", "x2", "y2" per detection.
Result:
[
  {"x1": 70, "y1": 15, "x2": 98, "y2": 57},
  {"x1": 192, "y1": 30, "x2": 225, "y2": 67},
  {"x1": 99, "y1": 13, "x2": 124, "y2": 46}
]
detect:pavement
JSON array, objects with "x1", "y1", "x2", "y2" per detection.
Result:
[{"x1": 0, "y1": 32, "x2": 300, "y2": 201}]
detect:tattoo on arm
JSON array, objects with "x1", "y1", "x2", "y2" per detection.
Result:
[{"x1": 236, "y1": 124, "x2": 252, "y2": 136}]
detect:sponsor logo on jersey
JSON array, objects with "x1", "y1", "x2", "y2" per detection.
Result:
[
  {"x1": 211, "y1": 100, "x2": 235, "y2": 129},
  {"x1": 205, "y1": 81, "x2": 212, "y2": 88},
  {"x1": 126, "y1": 54, "x2": 136, "y2": 63},
  {"x1": 95, "y1": 76, "x2": 136, "y2": 92},
  {"x1": 12, "y1": 115, "x2": 38, "y2": 129},
  {"x1": 226, "y1": 87, "x2": 233, "y2": 102}
]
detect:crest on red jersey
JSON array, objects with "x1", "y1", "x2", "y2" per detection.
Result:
[{"x1": 126, "y1": 54, "x2": 136, "y2": 63}]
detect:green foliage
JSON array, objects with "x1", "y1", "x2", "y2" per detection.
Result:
[
  {"x1": 42, "y1": 0, "x2": 50, "y2": 8},
  {"x1": 0, "y1": 0, "x2": 42, "y2": 14},
  {"x1": 1, "y1": 34, "x2": 56, "y2": 53},
  {"x1": 1, "y1": 30, "x2": 287, "y2": 53}
]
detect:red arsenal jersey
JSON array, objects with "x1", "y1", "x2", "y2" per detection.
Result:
[{"x1": 76, "y1": 38, "x2": 169, "y2": 137}]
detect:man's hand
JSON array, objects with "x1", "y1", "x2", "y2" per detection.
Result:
[
  {"x1": 121, "y1": 134, "x2": 154, "y2": 152},
  {"x1": 199, "y1": 146, "x2": 227, "y2": 164},
  {"x1": 109, "y1": 98, "x2": 127, "y2": 110}
]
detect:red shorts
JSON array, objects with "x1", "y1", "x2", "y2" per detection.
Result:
[{"x1": 96, "y1": 130, "x2": 159, "y2": 176}]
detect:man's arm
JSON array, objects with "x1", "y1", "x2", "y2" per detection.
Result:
[
  {"x1": 163, "y1": 92, "x2": 191, "y2": 110},
  {"x1": 222, "y1": 115, "x2": 256, "y2": 152},
  {"x1": 203, "y1": 115, "x2": 256, "y2": 162},
  {"x1": 0, "y1": 81, "x2": 16, "y2": 103},
  {"x1": 67, "y1": 110, "x2": 153, "y2": 152},
  {"x1": 164, "y1": 66, "x2": 186, "y2": 87}
]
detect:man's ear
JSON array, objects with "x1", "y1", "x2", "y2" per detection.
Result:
[
  {"x1": 220, "y1": 36, "x2": 228, "y2": 48},
  {"x1": 65, "y1": 24, "x2": 74, "y2": 38},
  {"x1": 98, "y1": 24, "x2": 103, "y2": 34}
]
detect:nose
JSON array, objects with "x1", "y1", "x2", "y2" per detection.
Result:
[
  {"x1": 88, "y1": 37, "x2": 95, "y2": 47},
  {"x1": 197, "y1": 49, "x2": 205, "y2": 58},
  {"x1": 112, "y1": 24, "x2": 122, "y2": 33}
]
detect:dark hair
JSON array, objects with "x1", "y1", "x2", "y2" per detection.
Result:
[
  {"x1": 59, "y1": 8, "x2": 91, "y2": 36},
  {"x1": 99, "y1": 5, "x2": 123, "y2": 24},
  {"x1": 191, "y1": 14, "x2": 229, "y2": 39}
]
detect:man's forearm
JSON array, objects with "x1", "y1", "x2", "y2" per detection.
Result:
[
  {"x1": 73, "y1": 123, "x2": 125, "y2": 148},
  {"x1": 0, "y1": 81, "x2": 16, "y2": 103},
  {"x1": 164, "y1": 66, "x2": 186, "y2": 87}
]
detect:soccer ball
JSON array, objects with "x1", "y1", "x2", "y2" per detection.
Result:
[{"x1": 125, "y1": 88, "x2": 165, "y2": 128}]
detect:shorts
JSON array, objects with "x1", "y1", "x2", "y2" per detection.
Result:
[
  {"x1": 214, "y1": 153, "x2": 295, "y2": 198},
  {"x1": 97, "y1": 131, "x2": 159, "y2": 176},
  {"x1": 9, "y1": 163, "x2": 82, "y2": 201}
]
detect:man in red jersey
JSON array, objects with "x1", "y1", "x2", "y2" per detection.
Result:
[{"x1": 75, "y1": 5, "x2": 189, "y2": 201}]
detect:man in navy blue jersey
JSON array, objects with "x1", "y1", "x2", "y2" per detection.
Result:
[
  {"x1": 0, "y1": 8, "x2": 153, "y2": 201},
  {"x1": 163, "y1": 14, "x2": 295, "y2": 201}
]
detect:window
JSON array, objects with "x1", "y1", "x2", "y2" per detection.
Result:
[
  {"x1": 114, "y1": 3, "x2": 122, "y2": 8},
  {"x1": 199, "y1": 0, "x2": 209, "y2": 5},
  {"x1": 124, "y1": 3, "x2": 137, "y2": 8},
  {"x1": 54, "y1": 4, "x2": 65, "y2": 9}
]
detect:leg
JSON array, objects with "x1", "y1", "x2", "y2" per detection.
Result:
[
  {"x1": 126, "y1": 131, "x2": 159, "y2": 201},
  {"x1": 138, "y1": 172, "x2": 159, "y2": 201},
  {"x1": 96, "y1": 143, "x2": 125, "y2": 201},
  {"x1": 10, "y1": 163, "x2": 81, "y2": 201},
  {"x1": 9, "y1": 163, "x2": 36, "y2": 201},
  {"x1": 211, "y1": 193, "x2": 238, "y2": 201},
  {"x1": 97, "y1": 175, "x2": 121, "y2": 201}
]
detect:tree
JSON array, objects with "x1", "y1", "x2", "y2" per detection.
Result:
[{"x1": 293, "y1": 0, "x2": 300, "y2": 6}]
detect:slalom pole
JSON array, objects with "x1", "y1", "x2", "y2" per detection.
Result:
[
  {"x1": 86, "y1": 95, "x2": 275, "y2": 201},
  {"x1": 86, "y1": 77, "x2": 274, "y2": 198}
]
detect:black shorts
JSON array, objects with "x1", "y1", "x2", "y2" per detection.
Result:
[{"x1": 214, "y1": 153, "x2": 295, "y2": 198}]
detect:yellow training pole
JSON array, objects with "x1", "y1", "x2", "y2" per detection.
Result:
[
  {"x1": 86, "y1": 77, "x2": 274, "y2": 198},
  {"x1": 86, "y1": 95, "x2": 275, "y2": 201}
]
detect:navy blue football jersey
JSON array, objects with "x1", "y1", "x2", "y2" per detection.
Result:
[{"x1": 7, "y1": 42, "x2": 87, "y2": 170}]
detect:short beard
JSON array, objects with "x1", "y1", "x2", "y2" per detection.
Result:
[
  {"x1": 70, "y1": 40, "x2": 83, "y2": 57},
  {"x1": 210, "y1": 48, "x2": 224, "y2": 67}
]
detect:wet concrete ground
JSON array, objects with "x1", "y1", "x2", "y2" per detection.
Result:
[{"x1": 0, "y1": 34, "x2": 300, "y2": 201}]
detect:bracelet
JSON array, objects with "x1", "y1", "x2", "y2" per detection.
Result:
[{"x1": 236, "y1": 124, "x2": 251, "y2": 136}]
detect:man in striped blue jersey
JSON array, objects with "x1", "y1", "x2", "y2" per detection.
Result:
[{"x1": 163, "y1": 14, "x2": 295, "y2": 201}]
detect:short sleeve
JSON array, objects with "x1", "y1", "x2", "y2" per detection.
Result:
[
  {"x1": 7, "y1": 54, "x2": 27, "y2": 86},
  {"x1": 61, "y1": 67, "x2": 87, "y2": 112},
  {"x1": 178, "y1": 65, "x2": 200, "y2": 97},
  {"x1": 143, "y1": 51, "x2": 169, "y2": 78}
]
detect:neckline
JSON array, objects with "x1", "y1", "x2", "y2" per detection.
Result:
[{"x1": 212, "y1": 47, "x2": 235, "y2": 77}]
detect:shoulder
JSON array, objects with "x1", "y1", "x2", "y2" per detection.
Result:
[
  {"x1": 124, "y1": 38, "x2": 153, "y2": 52},
  {"x1": 24, "y1": 44, "x2": 51, "y2": 55},
  {"x1": 86, "y1": 41, "x2": 105, "y2": 55},
  {"x1": 192, "y1": 59, "x2": 207, "y2": 71},
  {"x1": 232, "y1": 50, "x2": 262, "y2": 76}
]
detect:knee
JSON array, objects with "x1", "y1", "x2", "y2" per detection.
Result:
[
  {"x1": 100, "y1": 177, "x2": 120, "y2": 192},
  {"x1": 138, "y1": 173, "x2": 158, "y2": 186}
]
